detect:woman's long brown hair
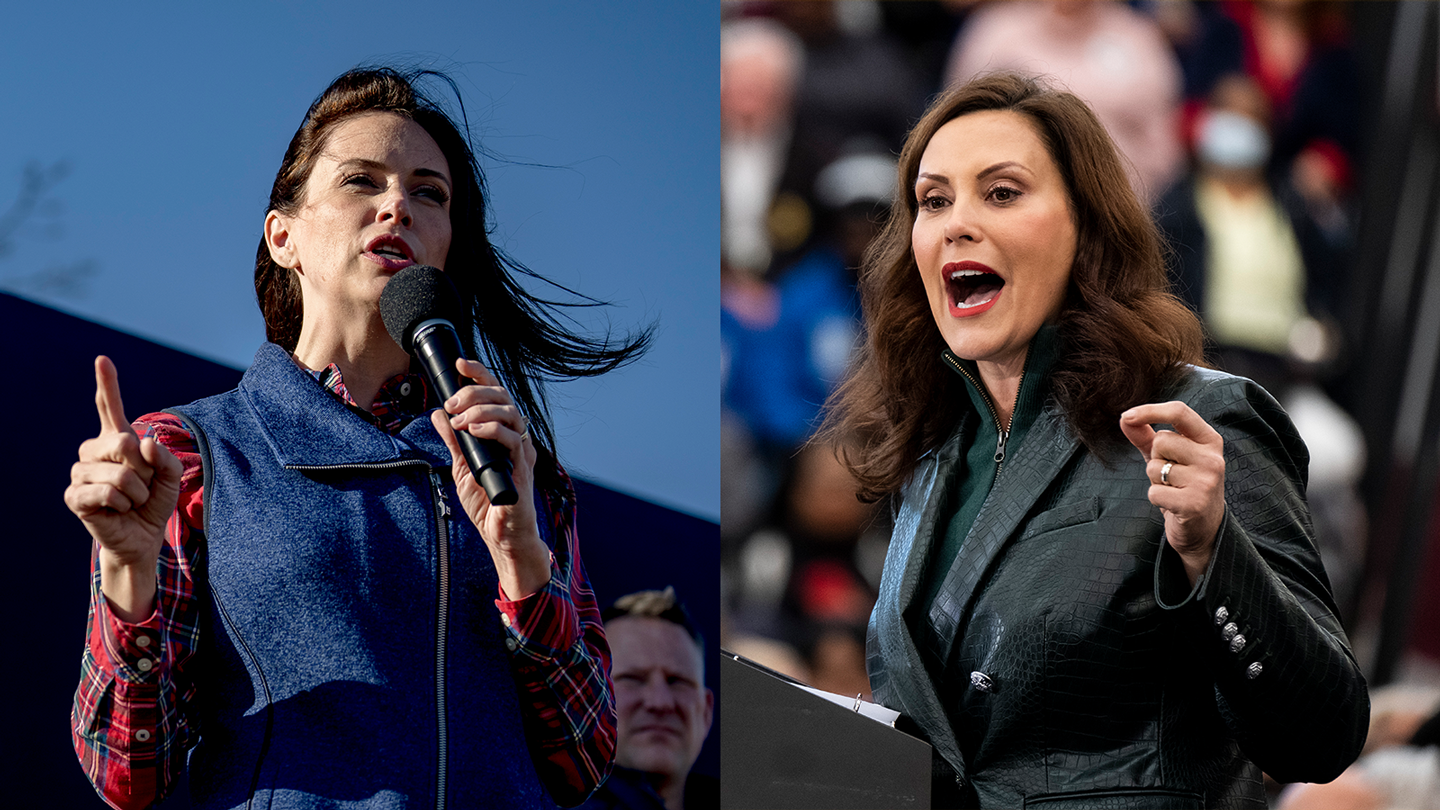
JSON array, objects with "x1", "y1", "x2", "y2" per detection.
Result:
[{"x1": 819, "y1": 73, "x2": 1204, "y2": 502}]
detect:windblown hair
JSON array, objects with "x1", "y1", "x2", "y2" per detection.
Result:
[
  {"x1": 820, "y1": 73, "x2": 1204, "y2": 502},
  {"x1": 255, "y1": 67, "x2": 650, "y2": 494}
]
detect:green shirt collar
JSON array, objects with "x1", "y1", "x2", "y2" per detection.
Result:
[{"x1": 942, "y1": 324, "x2": 1060, "y2": 436}]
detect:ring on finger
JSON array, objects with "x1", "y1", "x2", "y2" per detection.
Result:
[{"x1": 1160, "y1": 460, "x2": 1174, "y2": 487}]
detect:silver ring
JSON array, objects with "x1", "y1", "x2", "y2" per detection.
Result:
[{"x1": 1160, "y1": 460, "x2": 1174, "y2": 486}]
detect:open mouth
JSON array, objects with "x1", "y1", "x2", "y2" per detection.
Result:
[
  {"x1": 365, "y1": 235, "x2": 415, "y2": 269},
  {"x1": 946, "y1": 267, "x2": 1004, "y2": 316}
]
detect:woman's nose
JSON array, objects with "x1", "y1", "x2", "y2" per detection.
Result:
[
  {"x1": 378, "y1": 186, "x2": 413, "y2": 228},
  {"x1": 943, "y1": 202, "x2": 978, "y2": 243}
]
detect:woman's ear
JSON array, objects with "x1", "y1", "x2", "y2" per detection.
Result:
[{"x1": 265, "y1": 210, "x2": 299, "y2": 271}]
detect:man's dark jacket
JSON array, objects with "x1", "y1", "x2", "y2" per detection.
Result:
[
  {"x1": 577, "y1": 766, "x2": 718, "y2": 810},
  {"x1": 867, "y1": 366, "x2": 1368, "y2": 809}
]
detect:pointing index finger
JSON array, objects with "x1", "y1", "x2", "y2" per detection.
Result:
[{"x1": 94, "y1": 356, "x2": 136, "y2": 437}]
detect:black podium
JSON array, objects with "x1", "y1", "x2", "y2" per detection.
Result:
[{"x1": 720, "y1": 652, "x2": 932, "y2": 809}]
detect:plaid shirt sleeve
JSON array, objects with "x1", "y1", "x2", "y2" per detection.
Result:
[
  {"x1": 71, "y1": 412, "x2": 205, "y2": 810},
  {"x1": 494, "y1": 470, "x2": 617, "y2": 808}
]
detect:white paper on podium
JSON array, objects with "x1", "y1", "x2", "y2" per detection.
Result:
[{"x1": 795, "y1": 684, "x2": 903, "y2": 726}]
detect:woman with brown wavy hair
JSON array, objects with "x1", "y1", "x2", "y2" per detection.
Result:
[{"x1": 823, "y1": 72, "x2": 1367, "y2": 808}]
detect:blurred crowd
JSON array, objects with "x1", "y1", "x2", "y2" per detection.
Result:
[{"x1": 720, "y1": 1, "x2": 1439, "y2": 801}]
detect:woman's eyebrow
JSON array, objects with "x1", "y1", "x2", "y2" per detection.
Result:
[
  {"x1": 917, "y1": 161, "x2": 1032, "y2": 188},
  {"x1": 414, "y1": 167, "x2": 451, "y2": 187},
  {"x1": 335, "y1": 157, "x2": 385, "y2": 172},
  {"x1": 976, "y1": 160, "x2": 1029, "y2": 180}
]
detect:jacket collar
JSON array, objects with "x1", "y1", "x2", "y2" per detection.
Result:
[{"x1": 237, "y1": 342, "x2": 450, "y2": 469}]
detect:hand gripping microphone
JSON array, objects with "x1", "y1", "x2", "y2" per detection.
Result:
[{"x1": 379, "y1": 264, "x2": 519, "y2": 506}]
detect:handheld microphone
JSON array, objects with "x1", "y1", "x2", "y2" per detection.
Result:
[{"x1": 379, "y1": 264, "x2": 519, "y2": 506}]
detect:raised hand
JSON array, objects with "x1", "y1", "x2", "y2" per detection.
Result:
[
  {"x1": 429, "y1": 357, "x2": 551, "y2": 600},
  {"x1": 1119, "y1": 400, "x2": 1227, "y2": 584},
  {"x1": 64, "y1": 356, "x2": 182, "y2": 620}
]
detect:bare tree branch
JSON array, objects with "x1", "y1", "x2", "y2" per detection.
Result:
[
  {"x1": 0, "y1": 161, "x2": 70, "y2": 258},
  {"x1": 0, "y1": 160, "x2": 94, "y2": 298}
]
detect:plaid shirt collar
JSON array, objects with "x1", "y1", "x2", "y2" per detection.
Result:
[{"x1": 305, "y1": 361, "x2": 431, "y2": 435}]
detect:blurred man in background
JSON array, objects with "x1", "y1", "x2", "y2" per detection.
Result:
[{"x1": 581, "y1": 588, "x2": 715, "y2": 810}]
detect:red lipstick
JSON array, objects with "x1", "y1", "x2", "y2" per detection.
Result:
[{"x1": 943, "y1": 261, "x2": 1004, "y2": 318}]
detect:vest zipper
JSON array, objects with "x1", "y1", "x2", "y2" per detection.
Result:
[
  {"x1": 285, "y1": 459, "x2": 430, "y2": 473},
  {"x1": 290, "y1": 459, "x2": 452, "y2": 803},
  {"x1": 428, "y1": 469, "x2": 452, "y2": 810},
  {"x1": 942, "y1": 351, "x2": 1030, "y2": 478}
]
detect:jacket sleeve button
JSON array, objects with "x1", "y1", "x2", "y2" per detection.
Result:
[
  {"x1": 1214, "y1": 606, "x2": 1230, "y2": 625},
  {"x1": 1221, "y1": 622, "x2": 1238, "y2": 641},
  {"x1": 1229, "y1": 634, "x2": 1247, "y2": 653},
  {"x1": 1246, "y1": 662, "x2": 1263, "y2": 679}
]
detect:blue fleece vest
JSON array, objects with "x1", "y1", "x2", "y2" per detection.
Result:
[{"x1": 170, "y1": 343, "x2": 554, "y2": 810}]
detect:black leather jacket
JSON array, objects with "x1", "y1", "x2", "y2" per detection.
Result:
[{"x1": 867, "y1": 366, "x2": 1368, "y2": 809}]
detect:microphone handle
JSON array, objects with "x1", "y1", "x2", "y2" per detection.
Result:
[{"x1": 414, "y1": 320, "x2": 520, "y2": 506}]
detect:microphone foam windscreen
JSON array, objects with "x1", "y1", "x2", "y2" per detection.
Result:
[{"x1": 378, "y1": 265, "x2": 464, "y2": 354}]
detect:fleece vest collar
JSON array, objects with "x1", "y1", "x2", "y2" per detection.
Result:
[{"x1": 237, "y1": 343, "x2": 448, "y2": 469}]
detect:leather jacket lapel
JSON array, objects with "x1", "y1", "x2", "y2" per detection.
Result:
[
  {"x1": 927, "y1": 404, "x2": 1081, "y2": 666},
  {"x1": 870, "y1": 415, "x2": 970, "y2": 778}
]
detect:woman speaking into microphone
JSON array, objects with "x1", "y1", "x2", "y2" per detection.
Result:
[{"x1": 65, "y1": 67, "x2": 646, "y2": 809}]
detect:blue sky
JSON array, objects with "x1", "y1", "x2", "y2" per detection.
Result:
[{"x1": 1, "y1": 2, "x2": 718, "y2": 520}]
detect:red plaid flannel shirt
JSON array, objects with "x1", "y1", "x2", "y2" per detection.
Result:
[{"x1": 71, "y1": 364, "x2": 615, "y2": 808}]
